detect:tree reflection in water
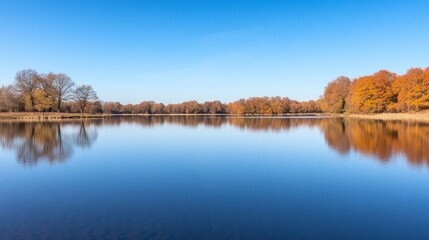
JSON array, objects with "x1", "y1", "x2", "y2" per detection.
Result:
[
  {"x1": 0, "y1": 121, "x2": 98, "y2": 166},
  {"x1": 0, "y1": 117, "x2": 428, "y2": 167}
]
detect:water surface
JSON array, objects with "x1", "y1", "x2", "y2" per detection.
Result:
[{"x1": 1, "y1": 117, "x2": 429, "y2": 239}]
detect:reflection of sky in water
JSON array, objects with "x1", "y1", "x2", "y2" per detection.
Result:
[{"x1": 1, "y1": 117, "x2": 429, "y2": 239}]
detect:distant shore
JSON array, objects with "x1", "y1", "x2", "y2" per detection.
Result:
[
  {"x1": 0, "y1": 112, "x2": 104, "y2": 120},
  {"x1": 0, "y1": 112, "x2": 429, "y2": 122},
  {"x1": 0, "y1": 112, "x2": 322, "y2": 120}
]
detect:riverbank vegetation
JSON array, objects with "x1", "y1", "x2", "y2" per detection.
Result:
[
  {"x1": 322, "y1": 68, "x2": 429, "y2": 114},
  {"x1": 1, "y1": 67, "x2": 428, "y2": 116},
  {"x1": 0, "y1": 69, "x2": 98, "y2": 114}
]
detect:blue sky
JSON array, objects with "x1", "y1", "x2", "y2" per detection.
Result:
[{"x1": 0, "y1": 0, "x2": 428, "y2": 104}]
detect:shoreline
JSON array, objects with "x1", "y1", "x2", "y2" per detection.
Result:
[
  {"x1": 0, "y1": 112, "x2": 323, "y2": 120},
  {"x1": 0, "y1": 112, "x2": 428, "y2": 122}
]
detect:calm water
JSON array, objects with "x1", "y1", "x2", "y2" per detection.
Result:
[{"x1": 1, "y1": 117, "x2": 429, "y2": 240}]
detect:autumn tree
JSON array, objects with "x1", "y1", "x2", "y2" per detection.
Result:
[
  {"x1": 135, "y1": 101, "x2": 154, "y2": 114},
  {"x1": 349, "y1": 70, "x2": 397, "y2": 113},
  {"x1": 103, "y1": 102, "x2": 122, "y2": 114},
  {"x1": 120, "y1": 104, "x2": 133, "y2": 114},
  {"x1": 257, "y1": 97, "x2": 274, "y2": 115},
  {"x1": 183, "y1": 101, "x2": 203, "y2": 114},
  {"x1": 88, "y1": 101, "x2": 103, "y2": 114},
  {"x1": 14, "y1": 69, "x2": 39, "y2": 111},
  {"x1": 301, "y1": 100, "x2": 321, "y2": 113},
  {"x1": 34, "y1": 73, "x2": 56, "y2": 111},
  {"x1": 287, "y1": 100, "x2": 300, "y2": 113},
  {"x1": 322, "y1": 76, "x2": 351, "y2": 113},
  {"x1": 73, "y1": 85, "x2": 98, "y2": 114},
  {"x1": 393, "y1": 68, "x2": 429, "y2": 112},
  {"x1": 203, "y1": 101, "x2": 228, "y2": 114},
  {"x1": 228, "y1": 99, "x2": 246, "y2": 115},
  {"x1": 151, "y1": 103, "x2": 165, "y2": 114},
  {"x1": 270, "y1": 97, "x2": 285, "y2": 114},
  {"x1": 33, "y1": 88, "x2": 53, "y2": 112}
]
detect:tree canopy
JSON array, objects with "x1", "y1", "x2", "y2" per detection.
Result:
[{"x1": 1, "y1": 67, "x2": 429, "y2": 114}]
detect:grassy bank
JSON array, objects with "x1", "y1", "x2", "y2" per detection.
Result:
[
  {"x1": 340, "y1": 111, "x2": 429, "y2": 123},
  {"x1": 0, "y1": 112, "x2": 105, "y2": 120}
]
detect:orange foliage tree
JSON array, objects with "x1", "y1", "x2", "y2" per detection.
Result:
[
  {"x1": 393, "y1": 68, "x2": 429, "y2": 112},
  {"x1": 349, "y1": 70, "x2": 397, "y2": 113},
  {"x1": 4, "y1": 67, "x2": 429, "y2": 115},
  {"x1": 321, "y1": 76, "x2": 351, "y2": 113}
]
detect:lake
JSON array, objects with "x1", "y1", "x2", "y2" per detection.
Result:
[{"x1": 1, "y1": 116, "x2": 429, "y2": 240}]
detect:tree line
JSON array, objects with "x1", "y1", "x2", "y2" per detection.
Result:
[
  {"x1": 0, "y1": 69, "x2": 98, "y2": 114},
  {"x1": 102, "y1": 98, "x2": 322, "y2": 115},
  {"x1": 1, "y1": 67, "x2": 428, "y2": 114},
  {"x1": 321, "y1": 67, "x2": 429, "y2": 113}
]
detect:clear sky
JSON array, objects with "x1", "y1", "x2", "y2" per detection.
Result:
[{"x1": 0, "y1": 0, "x2": 428, "y2": 104}]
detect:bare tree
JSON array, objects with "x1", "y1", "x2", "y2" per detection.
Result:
[
  {"x1": 73, "y1": 85, "x2": 98, "y2": 114},
  {"x1": 32, "y1": 72, "x2": 75, "y2": 112},
  {"x1": 52, "y1": 73, "x2": 75, "y2": 112},
  {"x1": 14, "y1": 69, "x2": 39, "y2": 111},
  {"x1": 0, "y1": 85, "x2": 19, "y2": 112}
]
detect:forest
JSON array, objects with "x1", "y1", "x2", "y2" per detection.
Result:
[{"x1": 0, "y1": 67, "x2": 428, "y2": 115}]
